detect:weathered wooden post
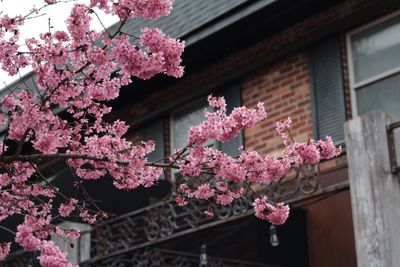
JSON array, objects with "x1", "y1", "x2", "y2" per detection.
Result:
[{"x1": 345, "y1": 112, "x2": 400, "y2": 267}]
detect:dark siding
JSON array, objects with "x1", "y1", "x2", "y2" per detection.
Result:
[{"x1": 310, "y1": 37, "x2": 346, "y2": 143}]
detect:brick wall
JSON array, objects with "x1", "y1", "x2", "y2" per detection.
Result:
[{"x1": 242, "y1": 52, "x2": 313, "y2": 154}]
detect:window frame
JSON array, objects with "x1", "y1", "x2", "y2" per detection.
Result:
[
  {"x1": 169, "y1": 97, "x2": 216, "y2": 151},
  {"x1": 169, "y1": 98, "x2": 216, "y2": 181},
  {"x1": 346, "y1": 10, "x2": 400, "y2": 116}
]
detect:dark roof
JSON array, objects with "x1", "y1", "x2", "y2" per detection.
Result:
[
  {"x1": 109, "y1": 0, "x2": 277, "y2": 45},
  {"x1": 0, "y1": 72, "x2": 37, "y2": 98}
]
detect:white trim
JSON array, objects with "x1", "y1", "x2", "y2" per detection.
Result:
[
  {"x1": 346, "y1": 10, "x2": 400, "y2": 117},
  {"x1": 352, "y1": 67, "x2": 400, "y2": 89},
  {"x1": 169, "y1": 112, "x2": 178, "y2": 183},
  {"x1": 346, "y1": 31, "x2": 358, "y2": 117},
  {"x1": 347, "y1": 9, "x2": 400, "y2": 37},
  {"x1": 169, "y1": 111, "x2": 177, "y2": 183}
]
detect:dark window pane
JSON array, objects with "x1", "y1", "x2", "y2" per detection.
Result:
[
  {"x1": 351, "y1": 15, "x2": 400, "y2": 84},
  {"x1": 356, "y1": 73, "x2": 400, "y2": 117}
]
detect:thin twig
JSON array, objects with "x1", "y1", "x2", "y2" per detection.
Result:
[
  {"x1": 0, "y1": 225, "x2": 16, "y2": 235},
  {"x1": 90, "y1": 9, "x2": 111, "y2": 37}
]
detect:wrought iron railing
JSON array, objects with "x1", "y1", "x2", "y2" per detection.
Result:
[
  {"x1": 88, "y1": 248, "x2": 280, "y2": 267},
  {"x1": 0, "y1": 250, "x2": 33, "y2": 267},
  {"x1": 84, "y1": 165, "x2": 349, "y2": 264},
  {"x1": 2, "y1": 164, "x2": 349, "y2": 266},
  {"x1": 87, "y1": 195, "x2": 253, "y2": 263}
]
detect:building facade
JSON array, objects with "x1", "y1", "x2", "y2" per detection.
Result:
[{"x1": 2, "y1": 0, "x2": 400, "y2": 266}]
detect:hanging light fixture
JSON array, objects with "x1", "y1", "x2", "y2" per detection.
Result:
[
  {"x1": 199, "y1": 243, "x2": 208, "y2": 266},
  {"x1": 269, "y1": 225, "x2": 279, "y2": 247}
]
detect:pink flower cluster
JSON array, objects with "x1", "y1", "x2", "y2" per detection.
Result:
[
  {"x1": 193, "y1": 183, "x2": 215, "y2": 200},
  {"x1": 140, "y1": 28, "x2": 185, "y2": 77},
  {"x1": 67, "y1": 4, "x2": 91, "y2": 43},
  {"x1": 176, "y1": 179, "x2": 242, "y2": 208},
  {"x1": 113, "y1": 0, "x2": 174, "y2": 20},
  {"x1": 0, "y1": 243, "x2": 10, "y2": 261},
  {"x1": 276, "y1": 117, "x2": 342, "y2": 164},
  {"x1": 38, "y1": 241, "x2": 77, "y2": 267},
  {"x1": 111, "y1": 28, "x2": 185, "y2": 80},
  {"x1": 4, "y1": 91, "x2": 71, "y2": 154},
  {"x1": 67, "y1": 137, "x2": 162, "y2": 190},
  {"x1": 173, "y1": 97, "x2": 341, "y2": 223},
  {"x1": 188, "y1": 96, "x2": 267, "y2": 145},
  {"x1": 15, "y1": 224, "x2": 42, "y2": 252},
  {"x1": 0, "y1": 14, "x2": 26, "y2": 75},
  {"x1": 15, "y1": 224, "x2": 77, "y2": 266},
  {"x1": 253, "y1": 196, "x2": 290, "y2": 225},
  {"x1": 55, "y1": 227, "x2": 80, "y2": 240},
  {"x1": 276, "y1": 117, "x2": 292, "y2": 146},
  {"x1": 59, "y1": 198, "x2": 78, "y2": 217},
  {"x1": 12, "y1": 208, "x2": 80, "y2": 266}
]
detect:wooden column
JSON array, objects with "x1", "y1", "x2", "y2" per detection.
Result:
[{"x1": 345, "y1": 112, "x2": 400, "y2": 267}]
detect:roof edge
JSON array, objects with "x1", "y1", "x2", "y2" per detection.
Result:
[{"x1": 183, "y1": 0, "x2": 278, "y2": 46}]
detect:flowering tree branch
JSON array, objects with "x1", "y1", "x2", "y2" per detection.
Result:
[{"x1": 0, "y1": 0, "x2": 341, "y2": 266}]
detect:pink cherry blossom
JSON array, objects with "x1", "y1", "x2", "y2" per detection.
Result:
[
  {"x1": 193, "y1": 183, "x2": 215, "y2": 200},
  {"x1": 204, "y1": 207, "x2": 214, "y2": 217},
  {"x1": 0, "y1": 243, "x2": 10, "y2": 261},
  {"x1": 38, "y1": 241, "x2": 77, "y2": 267},
  {"x1": 113, "y1": 0, "x2": 174, "y2": 20},
  {"x1": 175, "y1": 195, "x2": 188, "y2": 207},
  {"x1": 317, "y1": 136, "x2": 342, "y2": 159},
  {"x1": 15, "y1": 224, "x2": 42, "y2": 252},
  {"x1": 267, "y1": 203, "x2": 290, "y2": 225},
  {"x1": 294, "y1": 141, "x2": 320, "y2": 164},
  {"x1": 64, "y1": 229, "x2": 80, "y2": 240},
  {"x1": 253, "y1": 196, "x2": 290, "y2": 225},
  {"x1": 216, "y1": 191, "x2": 240, "y2": 205},
  {"x1": 59, "y1": 198, "x2": 78, "y2": 217}
]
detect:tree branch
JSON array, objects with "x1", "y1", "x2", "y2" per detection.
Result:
[
  {"x1": 14, "y1": 129, "x2": 30, "y2": 156},
  {"x1": 1, "y1": 152, "x2": 179, "y2": 169}
]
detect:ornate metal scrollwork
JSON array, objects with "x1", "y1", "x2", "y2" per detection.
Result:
[
  {"x1": 5, "y1": 165, "x2": 348, "y2": 266},
  {"x1": 0, "y1": 251, "x2": 34, "y2": 267},
  {"x1": 87, "y1": 193, "x2": 254, "y2": 263},
  {"x1": 88, "y1": 248, "x2": 280, "y2": 267},
  {"x1": 82, "y1": 166, "x2": 328, "y2": 264}
]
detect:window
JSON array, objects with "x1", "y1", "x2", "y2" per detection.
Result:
[
  {"x1": 171, "y1": 102, "x2": 215, "y2": 152},
  {"x1": 170, "y1": 84, "x2": 243, "y2": 181},
  {"x1": 347, "y1": 12, "x2": 400, "y2": 117},
  {"x1": 141, "y1": 119, "x2": 165, "y2": 179},
  {"x1": 141, "y1": 119, "x2": 165, "y2": 162},
  {"x1": 170, "y1": 101, "x2": 215, "y2": 181}
]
